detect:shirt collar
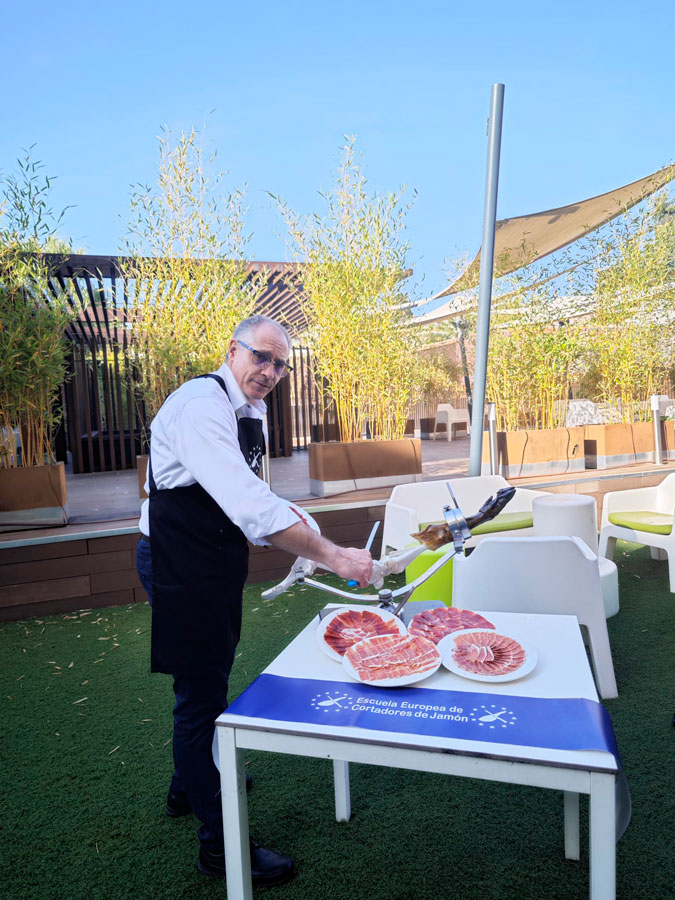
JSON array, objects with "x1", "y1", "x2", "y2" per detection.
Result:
[{"x1": 217, "y1": 361, "x2": 268, "y2": 417}]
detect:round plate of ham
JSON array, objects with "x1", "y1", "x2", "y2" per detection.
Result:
[
  {"x1": 438, "y1": 628, "x2": 537, "y2": 683},
  {"x1": 317, "y1": 607, "x2": 407, "y2": 661},
  {"x1": 343, "y1": 633, "x2": 442, "y2": 687},
  {"x1": 408, "y1": 607, "x2": 495, "y2": 645}
]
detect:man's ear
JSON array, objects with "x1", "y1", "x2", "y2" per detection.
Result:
[{"x1": 227, "y1": 339, "x2": 238, "y2": 359}]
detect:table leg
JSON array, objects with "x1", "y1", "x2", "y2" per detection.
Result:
[
  {"x1": 563, "y1": 791, "x2": 580, "y2": 860},
  {"x1": 589, "y1": 773, "x2": 616, "y2": 900},
  {"x1": 217, "y1": 727, "x2": 252, "y2": 900},
  {"x1": 333, "y1": 760, "x2": 351, "y2": 822}
]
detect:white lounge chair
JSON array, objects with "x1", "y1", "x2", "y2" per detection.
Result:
[
  {"x1": 599, "y1": 472, "x2": 675, "y2": 593},
  {"x1": 433, "y1": 404, "x2": 471, "y2": 441}
]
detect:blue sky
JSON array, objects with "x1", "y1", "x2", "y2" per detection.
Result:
[{"x1": 4, "y1": 0, "x2": 674, "y2": 300}]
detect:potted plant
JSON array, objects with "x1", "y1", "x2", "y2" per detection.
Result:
[
  {"x1": 576, "y1": 195, "x2": 674, "y2": 468},
  {"x1": 478, "y1": 191, "x2": 675, "y2": 476},
  {"x1": 277, "y1": 141, "x2": 429, "y2": 497},
  {"x1": 0, "y1": 152, "x2": 75, "y2": 529},
  {"x1": 480, "y1": 288, "x2": 587, "y2": 476},
  {"x1": 122, "y1": 126, "x2": 268, "y2": 492}
]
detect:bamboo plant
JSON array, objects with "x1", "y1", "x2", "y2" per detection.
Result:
[
  {"x1": 276, "y1": 139, "x2": 426, "y2": 442},
  {"x1": 575, "y1": 195, "x2": 675, "y2": 422},
  {"x1": 122, "y1": 127, "x2": 267, "y2": 422},
  {"x1": 480, "y1": 187, "x2": 675, "y2": 431},
  {"x1": 0, "y1": 151, "x2": 74, "y2": 468}
]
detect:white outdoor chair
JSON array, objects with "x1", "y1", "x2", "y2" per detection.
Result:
[
  {"x1": 532, "y1": 493, "x2": 620, "y2": 618},
  {"x1": 599, "y1": 472, "x2": 675, "y2": 593},
  {"x1": 433, "y1": 403, "x2": 471, "y2": 441},
  {"x1": 452, "y1": 535, "x2": 618, "y2": 699},
  {"x1": 381, "y1": 474, "x2": 543, "y2": 553}
]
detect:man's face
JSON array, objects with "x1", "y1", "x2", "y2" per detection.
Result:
[{"x1": 227, "y1": 323, "x2": 290, "y2": 403}]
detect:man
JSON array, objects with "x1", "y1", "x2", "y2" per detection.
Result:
[{"x1": 136, "y1": 314, "x2": 373, "y2": 885}]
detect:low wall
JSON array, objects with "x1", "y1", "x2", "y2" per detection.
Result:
[{"x1": 0, "y1": 501, "x2": 385, "y2": 622}]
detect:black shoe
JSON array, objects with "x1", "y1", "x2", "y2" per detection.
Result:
[
  {"x1": 198, "y1": 839, "x2": 295, "y2": 886},
  {"x1": 166, "y1": 775, "x2": 253, "y2": 817},
  {"x1": 165, "y1": 790, "x2": 191, "y2": 818}
]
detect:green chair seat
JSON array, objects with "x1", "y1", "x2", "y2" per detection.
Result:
[
  {"x1": 418, "y1": 510, "x2": 533, "y2": 536},
  {"x1": 608, "y1": 511, "x2": 673, "y2": 535}
]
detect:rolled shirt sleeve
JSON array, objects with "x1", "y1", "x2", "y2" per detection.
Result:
[{"x1": 171, "y1": 394, "x2": 299, "y2": 545}]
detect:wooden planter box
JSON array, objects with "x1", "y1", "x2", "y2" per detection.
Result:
[
  {"x1": 481, "y1": 427, "x2": 585, "y2": 478},
  {"x1": 584, "y1": 422, "x2": 654, "y2": 469},
  {"x1": 309, "y1": 438, "x2": 423, "y2": 497},
  {"x1": 662, "y1": 420, "x2": 675, "y2": 462},
  {"x1": 0, "y1": 462, "x2": 69, "y2": 532}
]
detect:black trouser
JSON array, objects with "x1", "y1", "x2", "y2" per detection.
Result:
[{"x1": 137, "y1": 537, "x2": 229, "y2": 851}]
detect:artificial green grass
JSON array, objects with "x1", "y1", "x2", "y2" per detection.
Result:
[{"x1": 1, "y1": 542, "x2": 674, "y2": 900}]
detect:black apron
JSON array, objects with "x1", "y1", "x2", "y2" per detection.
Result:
[{"x1": 149, "y1": 374, "x2": 266, "y2": 675}]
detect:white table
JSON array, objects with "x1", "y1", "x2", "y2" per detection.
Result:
[{"x1": 216, "y1": 608, "x2": 618, "y2": 899}]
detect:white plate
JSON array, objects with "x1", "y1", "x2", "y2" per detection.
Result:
[
  {"x1": 438, "y1": 628, "x2": 537, "y2": 683},
  {"x1": 316, "y1": 607, "x2": 407, "y2": 662},
  {"x1": 342, "y1": 635, "x2": 442, "y2": 687}
]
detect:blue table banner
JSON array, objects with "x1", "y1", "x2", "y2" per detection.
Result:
[
  {"x1": 226, "y1": 674, "x2": 630, "y2": 838},
  {"x1": 228, "y1": 674, "x2": 618, "y2": 757}
]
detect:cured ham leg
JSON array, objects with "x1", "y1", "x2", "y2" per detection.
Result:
[{"x1": 412, "y1": 486, "x2": 516, "y2": 550}]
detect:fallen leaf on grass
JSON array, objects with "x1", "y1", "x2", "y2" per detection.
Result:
[{"x1": 73, "y1": 697, "x2": 88, "y2": 705}]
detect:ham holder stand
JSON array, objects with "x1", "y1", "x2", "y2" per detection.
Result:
[{"x1": 262, "y1": 484, "x2": 516, "y2": 619}]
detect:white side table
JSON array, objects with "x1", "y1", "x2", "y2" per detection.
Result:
[{"x1": 532, "y1": 493, "x2": 619, "y2": 618}]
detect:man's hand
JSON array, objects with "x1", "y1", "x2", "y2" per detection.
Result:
[{"x1": 328, "y1": 547, "x2": 374, "y2": 588}]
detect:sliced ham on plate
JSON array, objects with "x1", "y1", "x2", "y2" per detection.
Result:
[
  {"x1": 451, "y1": 630, "x2": 526, "y2": 676},
  {"x1": 345, "y1": 633, "x2": 441, "y2": 685},
  {"x1": 408, "y1": 607, "x2": 495, "y2": 645},
  {"x1": 322, "y1": 609, "x2": 403, "y2": 657}
]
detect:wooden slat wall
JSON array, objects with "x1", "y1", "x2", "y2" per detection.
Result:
[
  {"x1": 0, "y1": 503, "x2": 385, "y2": 622},
  {"x1": 0, "y1": 533, "x2": 146, "y2": 622},
  {"x1": 42, "y1": 254, "x2": 309, "y2": 471}
]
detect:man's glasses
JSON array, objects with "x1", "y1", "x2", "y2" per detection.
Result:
[{"x1": 236, "y1": 339, "x2": 293, "y2": 378}]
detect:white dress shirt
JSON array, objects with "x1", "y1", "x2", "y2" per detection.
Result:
[{"x1": 138, "y1": 362, "x2": 298, "y2": 545}]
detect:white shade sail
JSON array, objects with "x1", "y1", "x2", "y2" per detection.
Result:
[{"x1": 429, "y1": 163, "x2": 675, "y2": 306}]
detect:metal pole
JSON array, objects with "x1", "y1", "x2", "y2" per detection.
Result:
[
  {"x1": 469, "y1": 83, "x2": 505, "y2": 476},
  {"x1": 488, "y1": 402, "x2": 498, "y2": 475},
  {"x1": 651, "y1": 395, "x2": 664, "y2": 466}
]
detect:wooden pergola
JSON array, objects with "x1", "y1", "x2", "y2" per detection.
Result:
[{"x1": 38, "y1": 254, "x2": 312, "y2": 473}]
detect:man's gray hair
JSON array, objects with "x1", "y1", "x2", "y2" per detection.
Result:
[{"x1": 232, "y1": 315, "x2": 292, "y2": 351}]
